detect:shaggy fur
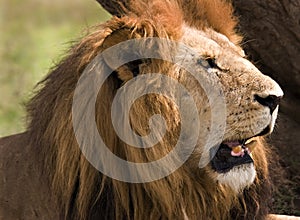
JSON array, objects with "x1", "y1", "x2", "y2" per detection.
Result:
[{"x1": 0, "y1": 0, "x2": 285, "y2": 220}]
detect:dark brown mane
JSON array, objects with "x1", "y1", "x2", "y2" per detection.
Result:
[{"x1": 24, "y1": 1, "x2": 273, "y2": 219}]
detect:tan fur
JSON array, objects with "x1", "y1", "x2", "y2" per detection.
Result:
[{"x1": 3, "y1": 0, "x2": 284, "y2": 219}]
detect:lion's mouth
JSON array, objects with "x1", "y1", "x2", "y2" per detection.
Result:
[{"x1": 210, "y1": 138, "x2": 257, "y2": 173}]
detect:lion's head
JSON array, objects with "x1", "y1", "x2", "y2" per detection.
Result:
[{"x1": 26, "y1": 0, "x2": 283, "y2": 219}]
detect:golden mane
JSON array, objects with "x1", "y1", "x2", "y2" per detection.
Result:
[
  {"x1": 25, "y1": 1, "x2": 273, "y2": 219},
  {"x1": 126, "y1": 0, "x2": 242, "y2": 44}
]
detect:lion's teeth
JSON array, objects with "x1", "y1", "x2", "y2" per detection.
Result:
[
  {"x1": 245, "y1": 139, "x2": 253, "y2": 145},
  {"x1": 224, "y1": 139, "x2": 257, "y2": 157}
]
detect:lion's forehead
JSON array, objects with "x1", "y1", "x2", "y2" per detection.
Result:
[{"x1": 181, "y1": 25, "x2": 244, "y2": 58}]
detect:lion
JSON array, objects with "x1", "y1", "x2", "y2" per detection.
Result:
[{"x1": 0, "y1": 0, "x2": 297, "y2": 219}]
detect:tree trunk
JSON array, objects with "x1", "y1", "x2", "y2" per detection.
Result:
[
  {"x1": 231, "y1": 1, "x2": 300, "y2": 212},
  {"x1": 96, "y1": 0, "x2": 129, "y2": 16}
]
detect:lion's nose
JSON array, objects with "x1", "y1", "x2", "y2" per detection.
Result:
[{"x1": 254, "y1": 94, "x2": 282, "y2": 114}]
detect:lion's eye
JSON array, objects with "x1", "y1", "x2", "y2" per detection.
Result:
[
  {"x1": 197, "y1": 57, "x2": 223, "y2": 71},
  {"x1": 205, "y1": 57, "x2": 225, "y2": 72},
  {"x1": 206, "y1": 58, "x2": 219, "y2": 69}
]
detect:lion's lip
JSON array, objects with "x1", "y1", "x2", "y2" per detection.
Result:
[{"x1": 210, "y1": 137, "x2": 257, "y2": 173}]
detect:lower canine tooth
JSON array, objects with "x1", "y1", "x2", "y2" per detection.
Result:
[
  {"x1": 245, "y1": 140, "x2": 257, "y2": 152},
  {"x1": 245, "y1": 139, "x2": 253, "y2": 145}
]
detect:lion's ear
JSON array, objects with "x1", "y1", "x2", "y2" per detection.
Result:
[
  {"x1": 101, "y1": 27, "x2": 138, "y2": 82},
  {"x1": 102, "y1": 27, "x2": 132, "y2": 52},
  {"x1": 100, "y1": 8, "x2": 181, "y2": 82}
]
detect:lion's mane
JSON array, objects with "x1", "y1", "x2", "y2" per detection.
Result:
[{"x1": 26, "y1": 1, "x2": 273, "y2": 219}]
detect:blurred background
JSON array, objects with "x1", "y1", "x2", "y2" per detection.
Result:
[{"x1": 0, "y1": 0, "x2": 110, "y2": 136}]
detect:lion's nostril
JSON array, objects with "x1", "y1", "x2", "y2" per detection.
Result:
[{"x1": 254, "y1": 94, "x2": 282, "y2": 114}]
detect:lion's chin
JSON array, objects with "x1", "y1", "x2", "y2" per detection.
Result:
[{"x1": 216, "y1": 163, "x2": 256, "y2": 193}]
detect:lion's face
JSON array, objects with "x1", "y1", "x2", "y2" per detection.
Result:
[
  {"x1": 179, "y1": 26, "x2": 283, "y2": 192},
  {"x1": 99, "y1": 20, "x2": 283, "y2": 192}
]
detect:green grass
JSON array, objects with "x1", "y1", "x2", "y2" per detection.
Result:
[{"x1": 0, "y1": 0, "x2": 110, "y2": 136}]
